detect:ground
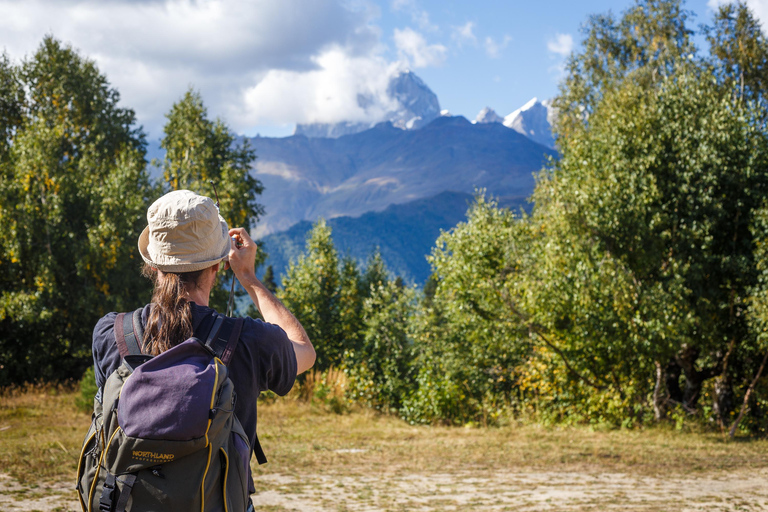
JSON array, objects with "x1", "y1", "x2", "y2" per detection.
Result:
[
  {"x1": 2, "y1": 387, "x2": 768, "y2": 511},
  {"x1": 2, "y1": 469, "x2": 768, "y2": 511}
]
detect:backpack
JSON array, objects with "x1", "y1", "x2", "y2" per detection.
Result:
[{"x1": 76, "y1": 308, "x2": 254, "y2": 512}]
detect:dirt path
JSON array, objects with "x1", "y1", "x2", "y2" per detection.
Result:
[{"x1": 3, "y1": 470, "x2": 767, "y2": 511}]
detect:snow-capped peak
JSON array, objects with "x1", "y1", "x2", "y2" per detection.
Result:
[
  {"x1": 474, "y1": 107, "x2": 504, "y2": 124},
  {"x1": 295, "y1": 70, "x2": 440, "y2": 138},
  {"x1": 503, "y1": 98, "x2": 556, "y2": 149}
]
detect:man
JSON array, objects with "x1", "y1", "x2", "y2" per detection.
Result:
[{"x1": 91, "y1": 189, "x2": 315, "y2": 509}]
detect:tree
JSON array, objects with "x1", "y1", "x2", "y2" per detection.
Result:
[
  {"x1": 556, "y1": 0, "x2": 694, "y2": 141},
  {"x1": 525, "y1": 0, "x2": 768, "y2": 421},
  {"x1": 406, "y1": 0, "x2": 768, "y2": 428},
  {"x1": 0, "y1": 37, "x2": 154, "y2": 384},
  {"x1": 262, "y1": 265, "x2": 278, "y2": 294},
  {"x1": 729, "y1": 202, "x2": 768, "y2": 435},
  {"x1": 534, "y1": 63, "x2": 768, "y2": 422},
  {"x1": 705, "y1": 1, "x2": 768, "y2": 107},
  {"x1": 346, "y1": 280, "x2": 417, "y2": 413},
  {"x1": 402, "y1": 196, "x2": 532, "y2": 425},
  {"x1": 279, "y1": 220, "x2": 344, "y2": 370},
  {"x1": 159, "y1": 89, "x2": 264, "y2": 311},
  {"x1": 160, "y1": 89, "x2": 262, "y2": 227}
]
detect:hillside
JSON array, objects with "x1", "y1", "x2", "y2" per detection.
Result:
[
  {"x1": 259, "y1": 190, "x2": 530, "y2": 285},
  {"x1": 249, "y1": 115, "x2": 554, "y2": 237}
]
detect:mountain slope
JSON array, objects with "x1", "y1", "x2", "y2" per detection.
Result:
[
  {"x1": 260, "y1": 190, "x2": 531, "y2": 285},
  {"x1": 250, "y1": 115, "x2": 555, "y2": 236}
]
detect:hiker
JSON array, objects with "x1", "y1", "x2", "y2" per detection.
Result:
[{"x1": 85, "y1": 189, "x2": 315, "y2": 511}]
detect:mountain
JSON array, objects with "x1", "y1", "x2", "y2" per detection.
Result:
[
  {"x1": 503, "y1": 98, "x2": 557, "y2": 149},
  {"x1": 260, "y1": 191, "x2": 530, "y2": 285},
  {"x1": 475, "y1": 107, "x2": 504, "y2": 124},
  {"x1": 249, "y1": 115, "x2": 556, "y2": 237},
  {"x1": 294, "y1": 70, "x2": 440, "y2": 139}
]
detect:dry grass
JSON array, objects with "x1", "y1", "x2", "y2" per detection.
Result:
[
  {"x1": 0, "y1": 384, "x2": 89, "y2": 485},
  {"x1": 254, "y1": 397, "x2": 768, "y2": 479},
  {"x1": 2, "y1": 385, "x2": 768, "y2": 510}
]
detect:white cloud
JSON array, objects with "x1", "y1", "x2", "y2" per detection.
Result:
[
  {"x1": 452, "y1": 21, "x2": 477, "y2": 47},
  {"x1": 241, "y1": 48, "x2": 400, "y2": 126},
  {"x1": 394, "y1": 27, "x2": 447, "y2": 68},
  {"x1": 485, "y1": 35, "x2": 512, "y2": 58},
  {"x1": 708, "y1": 0, "x2": 768, "y2": 31},
  {"x1": 390, "y1": 0, "x2": 437, "y2": 31},
  {"x1": 547, "y1": 33, "x2": 574, "y2": 57},
  {"x1": 0, "y1": 0, "x2": 381, "y2": 136}
]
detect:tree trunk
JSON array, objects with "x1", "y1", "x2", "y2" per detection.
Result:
[
  {"x1": 665, "y1": 360, "x2": 683, "y2": 404},
  {"x1": 653, "y1": 360, "x2": 669, "y2": 420},
  {"x1": 713, "y1": 374, "x2": 735, "y2": 428},
  {"x1": 665, "y1": 346, "x2": 720, "y2": 414},
  {"x1": 677, "y1": 345, "x2": 720, "y2": 413}
]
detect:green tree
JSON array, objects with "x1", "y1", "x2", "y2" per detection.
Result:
[
  {"x1": 338, "y1": 250, "x2": 391, "y2": 356},
  {"x1": 360, "y1": 250, "x2": 389, "y2": 292},
  {"x1": 346, "y1": 280, "x2": 417, "y2": 413},
  {"x1": 402, "y1": 196, "x2": 532, "y2": 425},
  {"x1": 0, "y1": 37, "x2": 154, "y2": 384},
  {"x1": 530, "y1": 61, "x2": 768, "y2": 425},
  {"x1": 279, "y1": 220, "x2": 343, "y2": 370},
  {"x1": 160, "y1": 88, "x2": 262, "y2": 231},
  {"x1": 407, "y1": 1, "x2": 768, "y2": 428},
  {"x1": 705, "y1": 1, "x2": 768, "y2": 106},
  {"x1": 730, "y1": 202, "x2": 768, "y2": 434},
  {"x1": 262, "y1": 265, "x2": 278, "y2": 294},
  {"x1": 534, "y1": 66, "x2": 766, "y2": 415},
  {"x1": 556, "y1": 0, "x2": 694, "y2": 141},
  {"x1": 159, "y1": 89, "x2": 264, "y2": 311},
  {"x1": 338, "y1": 256, "x2": 364, "y2": 354}
]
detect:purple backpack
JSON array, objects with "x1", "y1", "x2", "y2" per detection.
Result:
[{"x1": 76, "y1": 309, "x2": 253, "y2": 512}]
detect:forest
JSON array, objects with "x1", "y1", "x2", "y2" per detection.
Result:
[{"x1": 2, "y1": 0, "x2": 768, "y2": 437}]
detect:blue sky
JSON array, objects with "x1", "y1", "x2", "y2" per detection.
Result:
[{"x1": 0, "y1": 0, "x2": 761, "y2": 140}]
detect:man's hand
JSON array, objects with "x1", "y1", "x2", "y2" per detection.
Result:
[
  {"x1": 226, "y1": 227, "x2": 316, "y2": 374},
  {"x1": 227, "y1": 227, "x2": 257, "y2": 280}
]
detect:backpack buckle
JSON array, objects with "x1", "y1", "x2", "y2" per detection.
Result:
[{"x1": 99, "y1": 473, "x2": 116, "y2": 512}]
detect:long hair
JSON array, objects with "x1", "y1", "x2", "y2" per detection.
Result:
[{"x1": 141, "y1": 263, "x2": 207, "y2": 356}]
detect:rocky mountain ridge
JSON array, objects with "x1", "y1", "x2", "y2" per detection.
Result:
[{"x1": 249, "y1": 114, "x2": 556, "y2": 237}]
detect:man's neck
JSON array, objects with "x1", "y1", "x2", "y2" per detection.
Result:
[{"x1": 184, "y1": 288, "x2": 210, "y2": 307}]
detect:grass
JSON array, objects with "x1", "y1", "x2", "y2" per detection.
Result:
[
  {"x1": 254, "y1": 397, "x2": 768, "y2": 479},
  {"x1": 2, "y1": 385, "x2": 768, "y2": 510},
  {"x1": 0, "y1": 384, "x2": 89, "y2": 484}
]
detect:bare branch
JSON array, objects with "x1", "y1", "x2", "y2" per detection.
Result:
[
  {"x1": 500, "y1": 291, "x2": 606, "y2": 391},
  {"x1": 729, "y1": 349, "x2": 768, "y2": 438}
]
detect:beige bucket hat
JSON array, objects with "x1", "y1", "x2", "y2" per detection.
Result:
[{"x1": 138, "y1": 190, "x2": 230, "y2": 273}]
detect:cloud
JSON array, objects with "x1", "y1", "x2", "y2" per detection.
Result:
[
  {"x1": 484, "y1": 35, "x2": 512, "y2": 58},
  {"x1": 452, "y1": 21, "x2": 477, "y2": 47},
  {"x1": 391, "y1": 0, "x2": 437, "y2": 31},
  {"x1": 394, "y1": 27, "x2": 447, "y2": 68},
  {"x1": 241, "y1": 48, "x2": 400, "y2": 127},
  {"x1": 0, "y1": 0, "x2": 381, "y2": 136},
  {"x1": 547, "y1": 33, "x2": 574, "y2": 57}
]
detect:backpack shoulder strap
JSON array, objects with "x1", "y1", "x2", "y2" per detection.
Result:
[
  {"x1": 199, "y1": 315, "x2": 265, "y2": 463},
  {"x1": 203, "y1": 315, "x2": 244, "y2": 366},
  {"x1": 114, "y1": 308, "x2": 145, "y2": 358}
]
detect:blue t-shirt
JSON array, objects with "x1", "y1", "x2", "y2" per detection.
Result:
[{"x1": 92, "y1": 302, "x2": 297, "y2": 490}]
